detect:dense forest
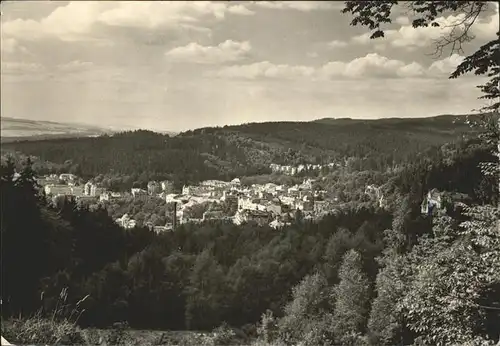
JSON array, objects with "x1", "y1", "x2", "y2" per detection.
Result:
[
  {"x1": 1, "y1": 116, "x2": 498, "y2": 344},
  {"x1": 1, "y1": 114, "x2": 478, "y2": 191}
]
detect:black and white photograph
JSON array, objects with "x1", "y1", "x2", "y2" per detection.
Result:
[{"x1": 1, "y1": 1, "x2": 499, "y2": 345}]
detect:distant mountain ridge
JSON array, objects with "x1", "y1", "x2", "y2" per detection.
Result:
[
  {"x1": 312, "y1": 113, "x2": 477, "y2": 125},
  {"x1": 0, "y1": 117, "x2": 115, "y2": 142},
  {"x1": 0, "y1": 117, "x2": 178, "y2": 142}
]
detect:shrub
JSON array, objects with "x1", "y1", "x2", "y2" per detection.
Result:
[
  {"x1": 2, "y1": 313, "x2": 84, "y2": 345},
  {"x1": 1, "y1": 287, "x2": 88, "y2": 345},
  {"x1": 256, "y1": 310, "x2": 279, "y2": 344},
  {"x1": 209, "y1": 322, "x2": 238, "y2": 345}
]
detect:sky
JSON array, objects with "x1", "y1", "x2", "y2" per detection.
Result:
[{"x1": 1, "y1": 1, "x2": 499, "y2": 132}]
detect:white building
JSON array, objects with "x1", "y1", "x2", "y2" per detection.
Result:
[
  {"x1": 165, "y1": 193, "x2": 182, "y2": 203},
  {"x1": 100, "y1": 192, "x2": 110, "y2": 202},
  {"x1": 147, "y1": 181, "x2": 161, "y2": 195},
  {"x1": 161, "y1": 180, "x2": 175, "y2": 193},
  {"x1": 421, "y1": 190, "x2": 442, "y2": 215},
  {"x1": 233, "y1": 209, "x2": 270, "y2": 226},
  {"x1": 99, "y1": 191, "x2": 121, "y2": 202},
  {"x1": 266, "y1": 202, "x2": 282, "y2": 215},
  {"x1": 84, "y1": 181, "x2": 97, "y2": 196},
  {"x1": 59, "y1": 173, "x2": 77, "y2": 182},
  {"x1": 131, "y1": 188, "x2": 147, "y2": 198},
  {"x1": 295, "y1": 200, "x2": 313, "y2": 211},
  {"x1": 44, "y1": 184, "x2": 79, "y2": 196},
  {"x1": 300, "y1": 178, "x2": 315, "y2": 190},
  {"x1": 116, "y1": 214, "x2": 137, "y2": 229},
  {"x1": 238, "y1": 197, "x2": 255, "y2": 211},
  {"x1": 365, "y1": 185, "x2": 385, "y2": 208},
  {"x1": 269, "y1": 219, "x2": 290, "y2": 230},
  {"x1": 182, "y1": 185, "x2": 211, "y2": 197},
  {"x1": 230, "y1": 178, "x2": 241, "y2": 186},
  {"x1": 201, "y1": 180, "x2": 229, "y2": 188},
  {"x1": 280, "y1": 196, "x2": 296, "y2": 206}
]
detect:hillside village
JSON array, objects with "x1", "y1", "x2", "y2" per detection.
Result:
[
  {"x1": 38, "y1": 172, "x2": 328, "y2": 230},
  {"x1": 35, "y1": 164, "x2": 396, "y2": 233}
]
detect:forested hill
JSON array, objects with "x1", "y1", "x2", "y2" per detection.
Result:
[
  {"x1": 188, "y1": 114, "x2": 476, "y2": 164},
  {"x1": 1, "y1": 114, "x2": 477, "y2": 190}
]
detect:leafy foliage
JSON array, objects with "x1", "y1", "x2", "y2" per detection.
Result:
[
  {"x1": 277, "y1": 272, "x2": 333, "y2": 345},
  {"x1": 400, "y1": 207, "x2": 500, "y2": 345},
  {"x1": 332, "y1": 250, "x2": 371, "y2": 345},
  {"x1": 367, "y1": 252, "x2": 411, "y2": 345}
]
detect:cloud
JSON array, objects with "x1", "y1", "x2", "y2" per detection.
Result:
[
  {"x1": 57, "y1": 60, "x2": 95, "y2": 72},
  {"x1": 208, "y1": 61, "x2": 315, "y2": 79},
  {"x1": 166, "y1": 40, "x2": 251, "y2": 64},
  {"x1": 472, "y1": 1, "x2": 500, "y2": 41},
  {"x1": 1, "y1": 61, "x2": 45, "y2": 74},
  {"x1": 209, "y1": 53, "x2": 465, "y2": 80},
  {"x1": 373, "y1": 42, "x2": 389, "y2": 51},
  {"x1": 327, "y1": 40, "x2": 348, "y2": 48},
  {"x1": 397, "y1": 62, "x2": 427, "y2": 77},
  {"x1": 1, "y1": 1, "x2": 254, "y2": 42},
  {"x1": 428, "y1": 53, "x2": 465, "y2": 75},
  {"x1": 322, "y1": 53, "x2": 426, "y2": 79},
  {"x1": 227, "y1": 4, "x2": 255, "y2": 16},
  {"x1": 1, "y1": 2, "x2": 108, "y2": 42},
  {"x1": 251, "y1": 1, "x2": 342, "y2": 11},
  {"x1": 388, "y1": 14, "x2": 468, "y2": 49},
  {"x1": 395, "y1": 16, "x2": 410, "y2": 26},
  {"x1": 346, "y1": 54, "x2": 421, "y2": 78},
  {"x1": 351, "y1": 32, "x2": 371, "y2": 45},
  {"x1": 0, "y1": 37, "x2": 28, "y2": 54},
  {"x1": 97, "y1": 1, "x2": 252, "y2": 28}
]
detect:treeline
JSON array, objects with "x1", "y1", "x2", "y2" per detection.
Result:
[
  {"x1": 1, "y1": 129, "x2": 498, "y2": 345},
  {"x1": 2, "y1": 116, "x2": 475, "y2": 191}
]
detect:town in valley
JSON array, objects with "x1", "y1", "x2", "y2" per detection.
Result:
[{"x1": 37, "y1": 162, "x2": 387, "y2": 232}]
